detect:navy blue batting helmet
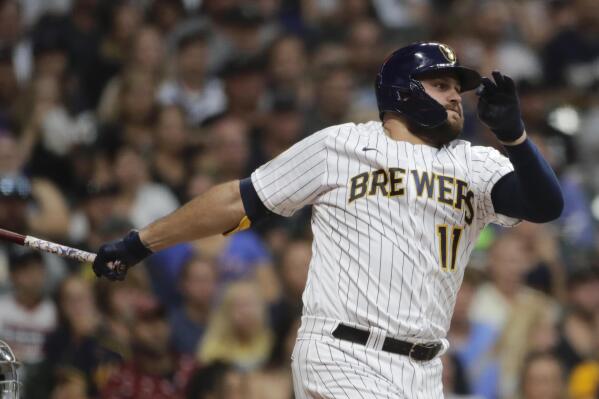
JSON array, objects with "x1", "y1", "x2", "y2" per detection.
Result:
[{"x1": 375, "y1": 42, "x2": 481, "y2": 128}]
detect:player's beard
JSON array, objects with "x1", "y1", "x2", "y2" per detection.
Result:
[{"x1": 409, "y1": 110, "x2": 463, "y2": 147}]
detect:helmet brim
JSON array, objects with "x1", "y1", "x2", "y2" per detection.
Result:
[{"x1": 414, "y1": 65, "x2": 481, "y2": 92}]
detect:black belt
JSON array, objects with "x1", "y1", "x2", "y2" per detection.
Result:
[{"x1": 332, "y1": 324, "x2": 442, "y2": 361}]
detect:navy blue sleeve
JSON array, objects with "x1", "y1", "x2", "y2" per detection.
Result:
[
  {"x1": 491, "y1": 139, "x2": 564, "y2": 223},
  {"x1": 239, "y1": 177, "x2": 272, "y2": 223}
]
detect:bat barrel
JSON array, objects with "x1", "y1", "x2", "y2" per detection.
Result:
[
  {"x1": 0, "y1": 228, "x2": 95, "y2": 263},
  {"x1": 24, "y1": 236, "x2": 96, "y2": 263},
  {"x1": 0, "y1": 228, "x2": 25, "y2": 245}
]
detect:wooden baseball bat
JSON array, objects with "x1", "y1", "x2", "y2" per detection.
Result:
[{"x1": 0, "y1": 227, "x2": 96, "y2": 263}]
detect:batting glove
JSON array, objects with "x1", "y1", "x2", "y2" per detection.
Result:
[
  {"x1": 477, "y1": 71, "x2": 525, "y2": 143},
  {"x1": 93, "y1": 230, "x2": 152, "y2": 281}
]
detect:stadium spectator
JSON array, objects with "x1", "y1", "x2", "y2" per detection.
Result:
[
  {"x1": 270, "y1": 239, "x2": 310, "y2": 347},
  {"x1": 112, "y1": 147, "x2": 179, "y2": 229},
  {"x1": 248, "y1": 93, "x2": 304, "y2": 171},
  {"x1": 201, "y1": 114, "x2": 251, "y2": 182},
  {"x1": 101, "y1": 301, "x2": 195, "y2": 399},
  {"x1": 97, "y1": 71, "x2": 158, "y2": 155},
  {"x1": 97, "y1": 25, "x2": 166, "y2": 124},
  {"x1": 0, "y1": 174, "x2": 69, "y2": 291},
  {"x1": 169, "y1": 255, "x2": 217, "y2": 356},
  {"x1": 198, "y1": 280, "x2": 273, "y2": 370},
  {"x1": 266, "y1": 34, "x2": 312, "y2": 107},
  {"x1": 304, "y1": 63, "x2": 355, "y2": 133},
  {"x1": 219, "y1": 56, "x2": 267, "y2": 128},
  {"x1": 27, "y1": 275, "x2": 121, "y2": 399},
  {"x1": 150, "y1": 105, "x2": 194, "y2": 202},
  {"x1": 520, "y1": 351, "x2": 566, "y2": 399},
  {"x1": 157, "y1": 28, "x2": 226, "y2": 127},
  {"x1": 555, "y1": 269, "x2": 599, "y2": 375},
  {"x1": 0, "y1": 248, "x2": 56, "y2": 383},
  {"x1": 185, "y1": 360, "x2": 248, "y2": 399}
]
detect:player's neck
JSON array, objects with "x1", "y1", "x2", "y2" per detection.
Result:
[{"x1": 382, "y1": 116, "x2": 438, "y2": 147}]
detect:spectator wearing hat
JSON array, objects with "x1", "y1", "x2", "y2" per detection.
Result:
[
  {"x1": 220, "y1": 55, "x2": 268, "y2": 128},
  {"x1": 0, "y1": 173, "x2": 69, "y2": 292},
  {"x1": 29, "y1": 15, "x2": 69, "y2": 82},
  {"x1": 0, "y1": 133, "x2": 69, "y2": 246}
]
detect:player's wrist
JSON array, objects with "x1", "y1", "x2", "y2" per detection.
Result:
[
  {"x1": 491, "y1": 118, "x2": 525, "y2": 144},
  {"x1": 499, "y1": 130, "x2": 527, "y2": 146},
  {"x1": 137, "y1": 228, "x2": 158, "y2": 252},
  {"x1": 123, "y1": 230, "x2": 153, "y2": 262}
]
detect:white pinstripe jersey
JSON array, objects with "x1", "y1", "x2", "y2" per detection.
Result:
[{"x1": 252, "y1": 121, "x2": 519, "y2": 341}]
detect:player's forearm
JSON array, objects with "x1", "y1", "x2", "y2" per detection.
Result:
[
  {"x1": 492, "y1": 133, "x2": 564, "y2": 222},
  {"x1": 139, "y1": 180, "x2": 245, "y2": 251}
]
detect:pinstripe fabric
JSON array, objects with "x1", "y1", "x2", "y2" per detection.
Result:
[
  {"x1": 251, "y1": 121, "x2": 518, "y2": 397},
  {"x1": 291, "y1": 316, "x2": 444, "y2": 398}
]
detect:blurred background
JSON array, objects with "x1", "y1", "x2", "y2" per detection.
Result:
[{"x1": 0, "y1": 0, "x2": 597, "y2": 398}]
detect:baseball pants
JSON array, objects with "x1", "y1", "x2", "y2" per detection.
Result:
[{"x1": 291, "y1": 316, "x2": 444, "y2": 398}]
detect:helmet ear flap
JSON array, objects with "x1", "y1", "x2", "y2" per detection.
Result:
[
  {"x1": 404, "y1": 82, "x2": 448, "y2": 128},
  {"x1": 376, "y1": 79, "x2": 447, "y2": 128},
  {"x1": 408, "y1": 79, "x2": 425, "y2": 94}
]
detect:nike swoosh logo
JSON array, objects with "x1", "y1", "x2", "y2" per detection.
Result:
[{"x1": 362, "y1": 147, "x2": 379, "y2": 152}]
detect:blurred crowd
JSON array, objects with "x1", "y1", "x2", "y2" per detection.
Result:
[{"x1": 0, "y1": 0, "x2": 597, "y2": 398}]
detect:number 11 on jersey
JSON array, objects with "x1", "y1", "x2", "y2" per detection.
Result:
[{"x1": 436, "y1": 224, "x2": 464, "y2": 272}]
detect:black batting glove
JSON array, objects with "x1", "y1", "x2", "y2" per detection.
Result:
[
  {"x1": 92, "y1": 230, "x2": 152, "y2": 281},
  {"x1": 477, "y1": 71, "x2": 525, "y2": 143}
]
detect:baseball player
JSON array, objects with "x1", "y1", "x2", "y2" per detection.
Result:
[{"x1": 92, "y1": 42, "x2": 563, "y2": 398}]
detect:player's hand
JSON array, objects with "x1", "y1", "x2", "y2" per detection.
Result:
[
  {"x1": 92, "y1": 230, "x2": 152, "y2": 281},
  {"x1": 476, "y1": 71, "x2": 525, "y2": 143}
]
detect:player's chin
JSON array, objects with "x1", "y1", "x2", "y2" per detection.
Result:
[
  {"x1": 434, "y1": 120, "x2": 462, "y2": 145},
  {"x1": 410, "y1": 117, "x2": 462, "y2": 146},
  {"x1": 447, "y1": 118, "x2": 463, "y2": 137}
]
